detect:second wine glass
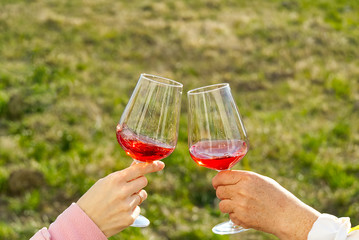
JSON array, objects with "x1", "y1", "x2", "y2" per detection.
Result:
[
  {"x1": 116, "y1": 73, "x2": 183, "y2": 227},
  {"x1": 187, "y1": 83, "x2": 249, "y2": 235}
]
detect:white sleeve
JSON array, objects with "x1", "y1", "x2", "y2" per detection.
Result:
[{"x1": 308, "y1": 213, "x2": 359, "y2": 240}]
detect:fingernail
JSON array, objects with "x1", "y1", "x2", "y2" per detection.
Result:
[{"x1": 156, "y1": 161, "x2": 165, "y2": 168}]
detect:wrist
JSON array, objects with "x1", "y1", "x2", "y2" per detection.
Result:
[
  {"x1": 276, "y1": 203, "x2": 320, "y2": 240},
  {"x1": 77, "y1": 198, "x2": 97, "y2": 229}
]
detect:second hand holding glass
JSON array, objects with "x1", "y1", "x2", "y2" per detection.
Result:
[
  {"x1": 116, "y1": 73, "x2": 183, "y2": 227},
  {"x1": 187, "y1": 83, "x2": 249, "y2": 235}
]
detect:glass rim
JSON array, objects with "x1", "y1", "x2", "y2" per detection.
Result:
[
  {"x1": 187, "y1": 83, "x2": 230, "y2": 95},
  {"x1": 141, "y1": 73, "x2": 183, "y2": 88}
]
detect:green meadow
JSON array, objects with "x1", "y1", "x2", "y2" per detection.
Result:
[{"x1": 0, "y1": 0, "x2": 358, "y2": 239}]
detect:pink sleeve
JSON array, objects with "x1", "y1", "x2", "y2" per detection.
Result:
[
  {"x1": 30, "y1": 228, "x2": 51, "y2": 240},
  {"x1": 30, "y1": 203, "x2": 107, "y2": 240}
]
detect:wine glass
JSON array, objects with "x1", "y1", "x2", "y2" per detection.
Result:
[
  {"x1": 187, "y1": 83, "x2": 249, "y2": 235},
  {"x1": 116, "y1": 73, "x2": 183, "y2": 227}
]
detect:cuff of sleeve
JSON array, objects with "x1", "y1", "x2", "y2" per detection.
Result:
[
  {"x1": 307, "y1": 213, "x2": 351, "y2": 240},
  {"x1": 30, "y1": 227, "x2": 51, "y2": 240},
  {"x1": 48, "y1": 203, "x2": 107, "y2": 240}
]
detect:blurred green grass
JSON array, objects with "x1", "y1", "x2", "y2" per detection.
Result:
[{"x1": 0, "y1": 0, "x2": 358, "y2": 239}]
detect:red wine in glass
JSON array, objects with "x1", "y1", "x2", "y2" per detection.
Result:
[
  {"x1": 189, "y1": 140, "x2": 248, "y2": 171},
  {"x1": 116, "y1": 124, "x2": 175, "y2": 162}
]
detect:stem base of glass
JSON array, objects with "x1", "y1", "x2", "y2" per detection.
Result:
[
  {"x1": 130, "y1": 215, "x2": 150, "y2": 227},
  {"x1": 212, "y1": 220, "x2": 249, "y2": 235}
]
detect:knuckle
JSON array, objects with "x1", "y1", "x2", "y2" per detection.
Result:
[
  {"x1": 122, "y1": 202, "x2": 133, "y2": 211},
  {"x1": 218, "y1": 201, "x2": 228, "y2": 213},
  {"x1": 118, "y1": 203, "x2": 130, "y2": 212},
  {"x1": 136, "y1": 163, "x2": 147, "y2": 173},
  {"x1": 113, "y1": 171, "x2": 126, "y2": 182},
  {"x1": 147, "y1": 163, "x2": 156, "y2": 171},
  {"x1": 141, "y1": 176, "x2": 148, "y2": 186},
  {"x1": 244, "y1": 171, "x2": 257, "y2": 182},
  {"x1": 125, "y1": 216, "x2": 135, "y2": 226},
  {"x1": 239, "y1": 185, "x2": 248, "y2": 194},
  {"x1": 240, "y1": 171, "x2": 251, "y2": 180},
  {"x1": 216, "y1": 187, "x2": 224, "y2": 199},
  {"x1": 240, "y1": 198, "x2": 249, "y2": 209},
  {"x1": 126, "y1": 203, "x2": 134, "y2": 211},
  {"x1": 238, "y1": 197, "x2": 249, "y2": 208},
  {"x1": 117, "y1": 190, "x2": 127, "y2": 200},
  {"x1": 135, "y1": 176, "x2": 148, "y2": 188}
]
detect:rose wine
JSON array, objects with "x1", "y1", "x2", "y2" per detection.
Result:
[
  {"x1": 189, "y1": 140, "x2": 247, "y2": 170},
  {"x1": 116, "y1": 124, "x2": 175, "y2": 162}
]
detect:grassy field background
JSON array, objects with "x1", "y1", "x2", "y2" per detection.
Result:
[{"x1": 0, "y1": 0, "x2": 359, "y2": 239}]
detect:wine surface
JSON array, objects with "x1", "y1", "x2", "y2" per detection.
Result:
[
  {"x1": 116, "y1": 124, "x2": 175, "y2": 162},
  {"x1": 189, "y1": 140, "x2": 247, "y2": 170}
]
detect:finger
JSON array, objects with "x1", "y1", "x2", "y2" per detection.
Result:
[
  {"x1": 218, "y1": 199, "x2": 233, "y2": 213},
  {"x1": 128, "y1": 193, "x2": 142, "y2": 209},
  {"x1": 123, "y1": 176, "x2": 148, "y2": 195},
  {"x1": 129, "y1": 190, "x2": 148, "y2": 208},
  {"x1": 212, "y1": 170, "x2": 248, "y2": 189},
  {"x1": 131, "y1": 206, "x2": 141, "y2": 220},
  {"x1": 216, "y1": 186, "x2": 235, "y2": 200},
  {"x1": 229, "y1": 213, "x2": 244, "y2": 227},
  {"x1": 124, "y1": 161, "x2": 165, "y2": 182},
  {"x1": 138, "y1": 189, "x2": 148, "y2": 204}
]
